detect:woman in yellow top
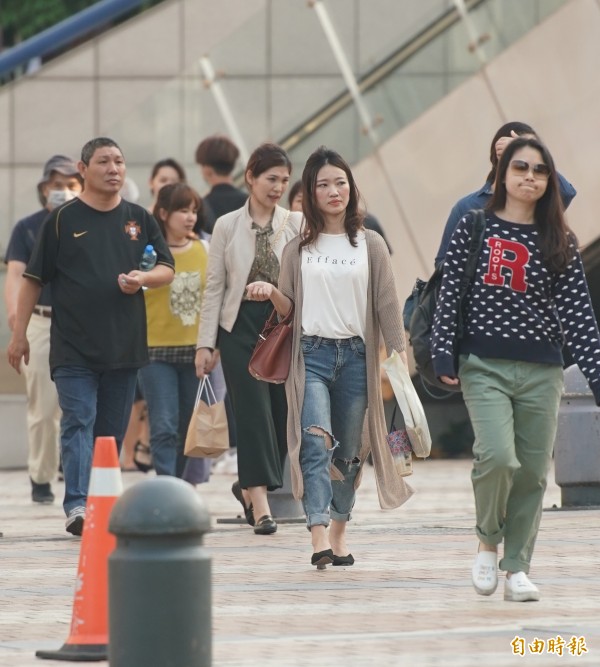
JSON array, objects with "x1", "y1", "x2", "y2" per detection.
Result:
[
  {"x1": 122, "y1": 158, "x2": 189, "y2": 472},
  {"x1": 140, "y1": 183, "x2": 210, "y2": 479}
]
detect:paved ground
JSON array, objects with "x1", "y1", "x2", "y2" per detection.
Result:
[{"x1": 0, "y1": 459, "x2": 598, "y2": 667}]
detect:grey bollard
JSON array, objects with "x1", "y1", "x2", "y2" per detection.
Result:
[
  {"x1": 554, "y1": 365, "x2": 600, "y2": 507},
  {"x1": 108, "y1": 476, "x2": 211, "y2": 667}
]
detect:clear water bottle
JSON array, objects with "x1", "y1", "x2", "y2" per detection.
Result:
[{"x1": 139, "y1": 244, "x2": 157, "y2": 271}]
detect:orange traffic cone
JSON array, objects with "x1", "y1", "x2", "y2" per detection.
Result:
[{"x1": 36, "y1": 436, "x2": 123, "y2": 662}]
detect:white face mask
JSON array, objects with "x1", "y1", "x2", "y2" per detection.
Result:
[{"x1": 46, "y1": 189, "x2": 77, "y2": 210}]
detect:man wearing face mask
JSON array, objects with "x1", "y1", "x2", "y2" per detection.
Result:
[{"x1": 3, "y1": 155, "x2": 82, "y2": 504}]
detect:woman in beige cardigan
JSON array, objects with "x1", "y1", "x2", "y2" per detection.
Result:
[
  {"x1": 247, "y1": 147, "x2": 413, "y2": 567},
  {"x1": 195, "y1": 143, "x2": 302, "y2": 535}
]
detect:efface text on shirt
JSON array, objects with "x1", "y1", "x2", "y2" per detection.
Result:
[{"x1": 301, "y1": 232, "x2": 368, "y2": 340}]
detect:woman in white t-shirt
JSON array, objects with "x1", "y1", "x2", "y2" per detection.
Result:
[{"x1": 247, "y1": 147, "x2": 411, "y2": 569}]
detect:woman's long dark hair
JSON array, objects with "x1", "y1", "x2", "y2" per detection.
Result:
[
  {"x1": 299, "y1": 146, "x2": 364, "y2": 250},
  {"x1": 487, "y1": 137, "x2": 575, "y2": 273}
]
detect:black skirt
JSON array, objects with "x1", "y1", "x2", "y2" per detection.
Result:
[{"x1": 218, "y1": 301, "x2": 288, "y2": 490}]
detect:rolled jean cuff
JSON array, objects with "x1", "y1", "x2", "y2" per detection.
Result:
[
  {"x1": 305, "y1": 512, "x2": 330, "y2": 529},
  {"x1": 330, "y1": 508, "x2": 352, "y2": 523}
]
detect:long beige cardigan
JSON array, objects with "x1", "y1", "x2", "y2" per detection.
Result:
[{"x1": 279, "y1": 230, "x2": 414, "y2": 510}]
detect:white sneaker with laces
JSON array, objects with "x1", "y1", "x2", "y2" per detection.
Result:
[
  {"x1": 471, "y1": 550, "x2": 498, "y2": 596},
  {"x1": 65, "y1": 506, "x2": 86, "y2": 536},
  {"x1": 504, "y1": 571, "x2": 540, "y2": 602}
]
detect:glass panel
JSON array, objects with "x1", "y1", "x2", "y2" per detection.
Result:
[
  {"x1": 214, "y1": 78, "x2": 270, "y2": 149},
  {"x1": 357, "y1": 0, "x2": 452, "y2": 74},
  {"x1": 208, "y1": 11, "x2": 268, "y2": 77},
  {"x1": 474, "y1": 0, "x2": 569, "y2": 57},
  {"x1": 479, "y1": 0, "x2": 538, "y2": 50},
  {"x1": 365, "y1": 73, "x2": 456, "y2": 145},
  {"x1": 287, "y1": 103, "x2": 364, "y2": 169},
  {"x1": 537, "y1": 0, "x2": 571, "y2": 20},
  {"x1": 286, "y1": 0, "x2": 569, "y2": 164},
  {"x1": 269, "y1": 76, "x2": 345, "y2": 142},
  {"x1": 271, "y1": 0, "x2": 347, "y2": 76},
  {"x1": 101, "y1": 0, "x2": 571, "y2": 189}
]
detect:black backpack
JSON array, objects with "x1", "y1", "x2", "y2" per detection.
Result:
[{"x1": 406, "y1": 209, "x2": 487, "y2": 393}]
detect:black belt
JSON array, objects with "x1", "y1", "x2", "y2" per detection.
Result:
[{"x1": 33, "y1": 306, "x2": 52, "y2": 319}]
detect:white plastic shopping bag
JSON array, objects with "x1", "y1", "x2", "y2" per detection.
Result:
[{"x1": 381, "y1": 349, "x2": 431, "y2": 458}]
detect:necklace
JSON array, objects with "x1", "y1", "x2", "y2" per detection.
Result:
[{"x1": 168, "y1": 239, "x2": 191, "y2": 248}]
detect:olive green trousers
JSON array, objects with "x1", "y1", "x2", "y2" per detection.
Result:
[{"x1": 459, "y1": 354, "x2": 563, "y2": 573}]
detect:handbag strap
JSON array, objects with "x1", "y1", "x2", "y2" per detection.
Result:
[
  {"x1": 279, "y1": 303, "x2": 294, "y2": 324},
  {"x1": 261, "y1": 303, "x2": 294, "y2": 334}
]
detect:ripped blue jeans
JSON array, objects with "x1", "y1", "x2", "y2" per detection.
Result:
[{"x1": 300, "y1": 335, "x2": 368, "y2": 528}]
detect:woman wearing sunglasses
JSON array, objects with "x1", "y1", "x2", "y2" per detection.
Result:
[
  {"x1": 434, "y1": 121, "x2": 576, "y2": 267},
  {"x1": 431, "y1": 137, "x2": 600, "y2": 601}
]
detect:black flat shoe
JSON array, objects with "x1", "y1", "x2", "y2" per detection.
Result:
[
  {"x1": 311, "y1": 549, "x2": 334, "y2": 570},
  {"x1": 332, "y1": 554, "x2": 355, "y2": 566},
  {"x1": 254, "y1": 515, "x2": 277, "y2": 535},
  {"x1": 133, "y1": 442, "x2": 153, "y2": 473},
  {"x1": 232, "y1": 481, "x2": 255, "y2": 526}
]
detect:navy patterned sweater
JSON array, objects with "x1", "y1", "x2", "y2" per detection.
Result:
[{"x1": 431, "y1": 212, "x2": 600, "y2": 404}]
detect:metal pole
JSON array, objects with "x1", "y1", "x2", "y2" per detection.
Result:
[
  {"x1": 452, "y1": 0, "x2": 505, "y2": 123},
  {"x1": 309, "y1": 0, "x2": 378, "y2": 146},
  {"x1": 452, "y1": 0, "x2": 488, "y2": 65},
  {"x1": 199, "y1": 56, "x2": 250, "y2": 166}
]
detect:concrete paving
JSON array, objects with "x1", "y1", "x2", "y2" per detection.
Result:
[{"x1": 0, "y1": 459, "x2": 598, "y2": 666}]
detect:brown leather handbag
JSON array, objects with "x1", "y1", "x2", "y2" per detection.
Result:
[{"x1": 248, "y1": 306, "x2": 294, "y2": 384}]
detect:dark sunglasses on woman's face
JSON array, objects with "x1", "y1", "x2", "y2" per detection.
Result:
[{"x1": 509, "y1": 159, "x2": 550, "y2": 178}]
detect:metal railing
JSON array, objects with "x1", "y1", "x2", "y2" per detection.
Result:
[
  {"x1": 279, "y1": 0, "x2": 487, "y2": 155},
  {"x1": 0, "y1": 0, "x2": 159, "y2": 81}
]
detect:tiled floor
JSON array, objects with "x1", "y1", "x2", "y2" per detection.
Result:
[{"x1": 0, "y1": 459, "x2": 598, "y2": 666}]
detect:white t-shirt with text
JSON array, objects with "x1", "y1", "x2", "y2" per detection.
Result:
[{"x1": 301, "y1": 231, "x2": 368, "y2": 340}]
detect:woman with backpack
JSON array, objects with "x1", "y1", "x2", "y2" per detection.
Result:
[
  {"x1": 433, "y1": 121, "x2": 577, "y2": 267},
  {"x1": 431, "y1": 137, "x2": 600, "y2": 601}
]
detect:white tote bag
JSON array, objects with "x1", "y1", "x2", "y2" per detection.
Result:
[{"x1": 381, "y1": 349, "x2": 431, "y2": 458}]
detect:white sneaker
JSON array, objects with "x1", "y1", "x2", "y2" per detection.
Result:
[
  {"x1": 471, "y1": 550, "x2": 498, "y2": 596},
  {"x1": 212, "y1": 449, "x2": 238, "y2": 475},
  {"x1": 504, "y1": 571, "x2": 540, "y2": 602},
  {"x1": 65, "y1": 506, "x2": 85, "y2": 536}
]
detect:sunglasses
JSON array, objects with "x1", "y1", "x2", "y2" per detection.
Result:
[{"x1": 509, "y1": 159, "x2": 550, "y2": 178}]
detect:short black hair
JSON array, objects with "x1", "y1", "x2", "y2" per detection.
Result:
[{"x1": 80, "y1": 137, "x2": 123, "y2": 165}]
